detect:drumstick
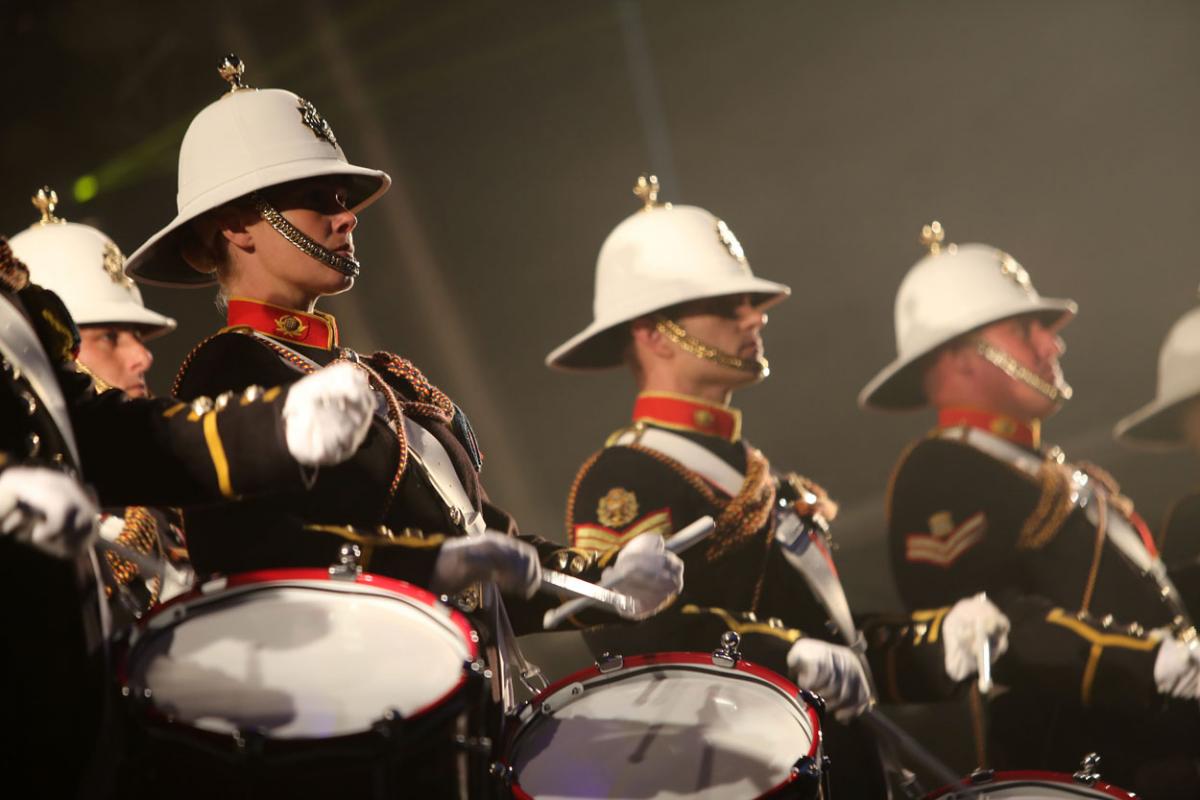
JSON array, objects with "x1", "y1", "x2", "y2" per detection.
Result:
[
  {"x1": 860, "y1": 708, "x2": 962, "y2": 789},
  {"x1": 542, "y1": 515, "x2": 716, "y2": 630},
  {"x1": 977, "y1": 625, "x2": 993, "y2": 695}
]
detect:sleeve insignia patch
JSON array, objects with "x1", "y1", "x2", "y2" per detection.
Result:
[
  {"x1": 597, "y1": 486, "x2": 639, "y2": 528},
  {"x1": 905, "y1": 510, "x2": 986, "y2": 567},
  {"x1": 574, "y1": 508, "x2": 672, "y2": 552}
]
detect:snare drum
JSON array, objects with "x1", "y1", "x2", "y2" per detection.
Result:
[
  {"x1": 116, "y1": 568, "x2": 490, "y2": 799},
  {"x1": 500, "y1": 651, "x2": 824, "y2": 800},
  {"x1": 925, "y1": 770, "x2": 1136, "y2": 799}
]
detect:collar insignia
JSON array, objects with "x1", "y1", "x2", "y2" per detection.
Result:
[
  {"x1": 297, "y1": 97, "x2": 339, "y2": 149},
  {"x1": 274, "y1": 314, "x2": 309, "y2": 339}
]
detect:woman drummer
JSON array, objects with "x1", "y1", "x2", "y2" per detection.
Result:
[{"x1": 124, "y1": 57, "x2": 681, "y2": 634}]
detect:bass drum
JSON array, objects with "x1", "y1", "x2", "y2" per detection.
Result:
[
  {"x1": 925, "y1": 769, "x2": 1136, "y2": 799},
  {"x1": 115, "y1": 568, "x2": 491, "y2": 799},
  {"x1": 500, "y1": 651, "x2": 824, "y2": 799}
]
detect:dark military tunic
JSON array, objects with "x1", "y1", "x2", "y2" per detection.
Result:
[
  {"x1": 887, "y1": 407, "x2": 1200, "y2": 797},
  {"x1": 171, "y1": 298, "x2": 580, "y2": 634},
  {"x1": 0, "y1": 255, "x2": 310, "y2": 796},
  {"x1": 567, "y1": 392, "x2": 962, "y2": 797}
]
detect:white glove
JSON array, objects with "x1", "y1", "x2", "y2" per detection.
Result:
[
  {"x1": 282, "y1": 362, "x2": 375, "y2": 466},
  {"x1": 1153, "y1": 633, "x2": 1200, "y2": 699},
  {"x1": 787, "y1": 638, "x2": 873, "y2": 722},
  {"x1": 600, "y1": 532, "x2": 684, "y2": 619},
  {"x1": 431, "y1": 531, "x2": 542, "y2": 599},
  {"x1": 0, "y1": 466, "x2": 97, "y2": 558},
  {"x1": 941, "y1": 592, "x2": 1011, "y2": 682}
]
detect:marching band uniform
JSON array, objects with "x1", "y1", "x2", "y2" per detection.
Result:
[
  {"x1": 549, "y1": 181, "x2": 1008, "y2": 797},
  {"x1": 864, "y1": 223, "x2": 1200, "y2": 797},
  {"x1": 0, "y1": 236, "x2": 370, "y2": 797},
  {"x1": 9, "y1": 187, "x2": 193, "y2": 627}
]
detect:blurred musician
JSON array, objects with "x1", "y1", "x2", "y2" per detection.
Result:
[{"x1": 862, "y1": 222, "x2": 1200, "y2": 797}]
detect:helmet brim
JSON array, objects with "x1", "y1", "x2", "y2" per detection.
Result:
[
  {"x1": 858, "y1": 299, "x2": 1077, "y2": 411},
  {"x1": 127, "y1": 162, "x2": 390, "y2": 288}
]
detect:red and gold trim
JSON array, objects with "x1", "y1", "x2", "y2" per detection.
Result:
[
  {"x1": 573, "y1": 507, "x2": 673, "y2": 553},
  {"x1": 226, "y1": 297, "x2": 339, "y2": 350},
  {"x1": 938, "y1": 406, "x2": 1040, "y2": 450},
  {"x1": 633, "y1": 391, "x2": 742, "y2": 442}
]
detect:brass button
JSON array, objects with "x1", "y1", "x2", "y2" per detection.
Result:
[
  {"x1": 19, "y1": 390, "x2": 36, "y2": 415},
  {"x1": 25, "y1": 432, "x2": 40, "y2": 457}
]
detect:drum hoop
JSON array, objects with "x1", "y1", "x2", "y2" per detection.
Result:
[
  {"x1": 925, "y1": 770, "x2": 1135, "y2": 799},
  {"x1": 504, "y1": 651, "x2": 822, "y2": 796}
]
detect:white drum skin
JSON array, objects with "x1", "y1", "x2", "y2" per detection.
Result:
[
  {"x1": 502, "y1": 652, "x2": 823, "y2": 800},
  {"x1": 119, "y1": 569, "x2": 479, "y2": 739},
  {"x1": 924, "y1": 771, "x2": 1136, "y2": 799}
]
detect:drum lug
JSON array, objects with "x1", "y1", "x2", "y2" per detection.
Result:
[
  {"x1": 798, "y1": 688, "x2": 825, "y2": 718},
  {"x1": 371, "y1": 707, "x2": 406, "y2": 739},
  {"x1": 453, "y1": 734, "x2": 493, "y2": 754},
  {"x1": 595, "y1": 651, "x2": 624, "y2": 673},
  {"x1": 329, "y1": 543, "x2": 364, "y2": 581},
  {"x1": 791, "y1": 755, "x2": 824, "y2": 792},
  {"x1": 1073, "y1": 752, "x2": 1102, "y2": 786},
  {"x1": 711, "y1": 631, "x2": 742, "y2": 668},
  {"x1": 968, "y1": 768, "x2": 995, "y2": 784},
  {"x1": 489, "y1": 761, "x2": 514, "y2": 786}
]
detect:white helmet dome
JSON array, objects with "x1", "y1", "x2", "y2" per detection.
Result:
[
  {"x1": 9, "y1": 188, "x2": 175, "y2": 338},
  {"x1": 1114, "y1": 305, "x2": 1200, "y2": 448},
  {"x1": 546, "y1": 175, "x2": 790, "y2": 371},
  {"x1": 126, "y1": 55, "x2": 391, "y2": 288},
  {"x1": 859, "y1": 222, "x2": 1076, "y2": 410}
]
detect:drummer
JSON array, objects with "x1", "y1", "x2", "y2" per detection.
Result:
[
  {"x1": 123, "y1": 57, "x2": 682, "y2": 677},
  {"x1": 9, "y1": 187, "x2": 194, "y2": 625},
  {"x1": 545, "y1": 177, "x2": 1010, "y2": 796}
]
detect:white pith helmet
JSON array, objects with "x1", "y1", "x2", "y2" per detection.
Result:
[
  {"x1": 126, "y1": 55, "x2": 391, "y2": 288},
  {"x1": 1114, "y1": 306, "x2": 1200, "y2": 448},
  {"x1": 546, "y1": 175, "x2": 790, "y2": 371},
  {"x1": 10, "y1": 188, "x2": 176, "y2": 338},
  {"x1": 859, "y1": 221, "x2": 1077, "y2": 410}
]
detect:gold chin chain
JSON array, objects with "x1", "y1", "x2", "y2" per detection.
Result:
[
  {"x1": 252, "y1": 193, "x2": 361, "y2": 278},
  {"x1": 975, "y1": 339, "x2": 1073, "y2": 402},
  {"x1": 654, "y1": 315, "x2": 769, "y2": 378}
]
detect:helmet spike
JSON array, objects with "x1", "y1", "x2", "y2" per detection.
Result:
[
  {"x1": 32, "y1": 187, "x2": 63, "y2": 225},
  {"x1": 919, "y1": 220, "x2": 944, "y2": 255},
  {"x1": 218, "y1": 54, "x2": 249, "y2": 93},
  {"x1": 633, "y1": 174, "x2": 661, "y2": 211}
]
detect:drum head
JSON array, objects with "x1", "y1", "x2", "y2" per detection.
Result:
[
  {"x1": 927, "y1": 772, "x2": 1136, "y2": 799},
  {"x1": 128, "y1": 577, "x2": 473, "y2": 738},
  {"x1": 510, "y1": 659, "x2": 816, "y2": 800}
]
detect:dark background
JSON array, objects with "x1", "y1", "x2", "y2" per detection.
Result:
[{"x1": 6, "y1": 0, "x2": 1200, "y2": 775}]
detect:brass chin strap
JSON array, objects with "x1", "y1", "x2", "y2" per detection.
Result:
[
  {"x1": 252, "y1": 193, "x2": 361, "y2": 278},
  {"x1": 975, "y1": 340, "x2": 1073, "y2": 403},
  {"x1": 654, "y1": 315, "x2": 769, "y2": 378}
]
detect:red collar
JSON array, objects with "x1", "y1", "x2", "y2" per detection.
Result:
[
  {"x1": 938, "y1": 407, "x2": 1041, "y2": 450},
  {"x1": 226, "y1": 297, "x2": 339, "y2": 350},
  {"x1": 633, "y1": 391, "x2": 741, "y2": 442}
]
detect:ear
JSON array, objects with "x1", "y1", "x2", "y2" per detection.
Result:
[
  {"x1": 216, "y1": 205, "x2": 258, "y2": 253},
  {"x1": 630, "y1": 317, "x2": 675, "y2": 360}
]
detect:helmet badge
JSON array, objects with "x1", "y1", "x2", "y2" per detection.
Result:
[
  {"x1": 32, "y1": 186, "x2": 63, "y2": 226},
  {"x1": 218, "y1": 54, "x2": 251, "y2": 94},
  {"x1": 298, "y1": 98, "x2": 339, "y2": 149},
  {"x1": 998, "y1": 252, "x2": 1035, "y2": 296},
  {"x1": 102, "y1": 242, "x2": 134, "y2": 289},
  {"x1": 715, "y1": 219, "x2": 746, "y2": 264},
  {"x1": 919, "y1": 220, "x2": 956, "y2": 256}
]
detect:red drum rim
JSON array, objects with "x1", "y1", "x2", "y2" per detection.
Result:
[
  {"x1": 117, "y1": 568, "x2": 481, "y2": 736},
  {"x1": 503, "y1": 651, "x2": 823, "y2": 799},
  {"x1": 925, "y1": 770, "x2": 1135, "y2": 798}
]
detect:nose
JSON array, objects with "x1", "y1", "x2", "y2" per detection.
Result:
[
  {"x1": 1029, "y1": 320, "x2": 1064, "y2": 359},
  {"x1": 126, "y1": 335, "x2": 153, "y2": 377},
  {"x1": 737, "y1": 297, "x2": 766, "y2": 332},
  {"x1": 333, "y1": 207, "x2": 357, "y2": 236}
]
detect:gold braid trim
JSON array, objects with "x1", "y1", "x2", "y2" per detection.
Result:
[
  {"x1": 103, "y1": 507, "x2": 162, "y2": 604},
  {"x1": 706, "y1": 446, "x2": 775, "y2": 563},
  {"x1": 1017, "y1": 460, "x2": 1074, "y2": 550},
  {"x1": 681, "y1": 604, "x2": 802, "y2": 643},
  {"x1": 565, "y1": 449, "x2": 606, "y2": 542}
]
